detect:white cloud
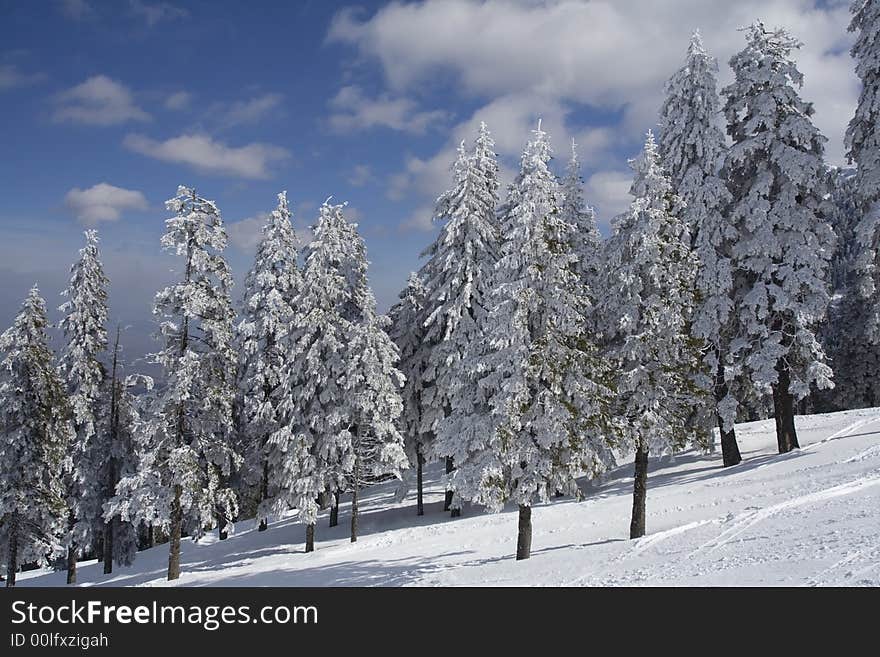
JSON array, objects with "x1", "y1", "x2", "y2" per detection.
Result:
[
  {"x1": 128, "y1": 0, "x2": 188, "y2": 27},
  {"x1": 219, "y1": 93, "x2": 283, "y2": 127},
  {"x1": 399, "y1": 204, "x2": 437, "y2": 233},
  {"x1": 226, "y1": 213, "x2": 269, "y2": 252},
  {"x1": 584, "y1": 169, "x2": 634, "y2": 232},
  {"x1": 327, "y1": 85, "x2": 448, "y2": 134},
  {"x1": 65, "y1": 183, "x2": 149, "y2": 225},
  {"x1": 348, "y1": 164, "x2": 373, "y2": 187},
  {"x1": 53, "y1": 75, "x2": 150, "y2": 126},
  {"x1": 164, "y1": 90, "x2": 192, "y2": 110},
  {"x1": 123, "y1": 133, "x2": 290, "y2": 179},
  {"x1": 58, "y1": 0, "x2": 93, "y2": 20},
  {"x1": 0, "y1": 63, "x2": 45, "y2": 91}
]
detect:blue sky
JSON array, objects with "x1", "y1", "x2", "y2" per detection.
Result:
[{"x1": 0, "y1": 0, "x2": 860, "y2": 371}]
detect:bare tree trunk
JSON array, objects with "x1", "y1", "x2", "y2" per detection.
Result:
[
  {"x1": 416, "y1": 449, "x2": 424, "y2": 517},
  {"x1": 715, "y1": 354, "x2": 742, "y2": 467},
  {"x1": 102, "y1": 520, "x2": 113, "y2": 575},
  {"x1": 351, "y1": 433, "x2": 360, "y2": 543},
  {"x1": 305, "y1": 523, "x2": 315, "y2": 553},
  {"x1": 6, "y1": 518, "x2": 17, "y2": 587},
  {"x1": 66, "y1": 509, "x2": 77, "y2": 585},
  {"x1": 516, "y1": 505, "x2": 532, "y2": 561},
  {"x1": 167, "y1": 484, "x2": 183, "y2": 581},
  {"x1": 630, "y1": 441, "x2": 649, "y2": 539},
  {"x1": 773, "y1": 359, "x2": 799, "y2": 454},
  {"x1": 444, "y1": 457, "x2": 454, "y2": 512},
  {"x1": 218, "y1": 512, "x2": 228, "y2": 540},
  {"x1": 258, "y1": 460, "x2": 268, "y2": 532},
  {"x1": 329, "y1": 490, "x2": 339, "y2": 528}
]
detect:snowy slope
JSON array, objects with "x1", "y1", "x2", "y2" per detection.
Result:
[{"x1": 18, "y1": 407, "x2": 880, "y2": 587}]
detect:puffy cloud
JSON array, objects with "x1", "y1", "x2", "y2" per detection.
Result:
[
  {"x1": 65, "y1": 183, "x2": 149, "y2": 225},
  {"x1": 218, "y1": 93, "x2": 284, "y2": 128},
  {"x1": 123, "y1": 133, "x2": 290, "y2": 179},
  {"x1": 327, "y1": 85, "x2": 448, "y2": 134},
  {"x1": 164, "y1": 90, "x2": 192, "y2": 110},
  {"x1": 348, "y1": 164, "x2": 374, "y2": 187},
  {"x1": 128, "y1": 0, "x2": 188, "y2": 27},
  {"x1": 53, "y1": 75, "x2": 150, "y2": 126},
  {"x1": 0, "y1": 63, "x2": 45, "y2": 91}
]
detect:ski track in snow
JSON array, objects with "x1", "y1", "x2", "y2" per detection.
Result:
[{"x1": 16, "y1": 408, "x2": 880, "y2": 588}]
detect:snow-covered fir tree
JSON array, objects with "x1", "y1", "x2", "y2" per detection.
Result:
[
  {"x1": 346, "y1": 307, "x2": 409, "y2": 543},
  {"x1": 388, "y1": 272, "x2": 432, "y2": 515},
  {"x1": 57, "y1": 229, "x2": 109, "y2": 583},
  {"x1": 93, "y1": 327, "x2": 146, "y2": 574},
  {"x1": 266, "y1": 201, "x2": 407, "y2": 550},
  {"x1": 658, "y1": 31, "x2": 742, "y2": 467},
  {"x1": 846, "y1": 0, "x2": 880, "y2": 343},
  {"x1": 600, "y1": 131, "x2": 708, "y2": 539},
  {"x1": 465, "y1": 121, "x2": 616, "y2": 560},
  {"x1": 421, "y1": 122, "x2": 501, "y2": 516},
  {"x1": 237, "y1": 191, "x2": 301, "y2": 532},
  {"x1": 110, "y1": 186, "x2": 240, "y2": 581},
  {"x1": 0, "y1": 286, "x2": 71, "y2": 586},
  {"x1": 559, "y1": 139, "x2": 602, "y2": 286},
  {"x1": 723, "y1": 23, "x2": 835, "y2": 454}
]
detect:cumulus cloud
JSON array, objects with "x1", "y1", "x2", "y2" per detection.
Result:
[
  {"x1": 65, "y1": 183, "x2": 149, "y2": 225},
  {"x1": 227, "y1": 209, "x2": 314, "y2": 254},
  {"x1": 123, "y1": 133, "x2": 290, "y2": 179},
  {"x1": 53, "y1": 75, "x2": 150, "y2": 126},
  {"x1": 164, "y1": 90, "x2": 192, "y2": 110},
  {"x1": 348, "y1": 164, "x2": 374, "y2": 187},
  {"x1": 327, "y1": 85, "x2": 448, "y2": 134},
  {"x1": 128, "y1": 0, "x2": 188, "y2": 27},
  {"x1": 218, "y1": 93, "x2": 284, "y2": 127},
  {"x1": 0, "y1": 63, "x2": 46, "y2": 92}
]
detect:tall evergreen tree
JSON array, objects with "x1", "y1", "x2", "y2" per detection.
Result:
[
  {"x1": 422, "y1": 123, "x2": 501, "y2": 516},
  {"x1": 846, "y1": 1, "x2": 880, "y2": 344},
  {"x1": 659, "y1": 31, "x2": 742, "y2": 467},
  {"x1": 723, "y1": 23, "x2": 835, "y2": 453},
  {"x1": 266, "y1": 201, "x2": 406, "y2": 550},
  {"x1": 0, "y1": 287, "x2": 71, "y2": 586},
  {"x1": 466, "y1": 121, "x2": 616, "y2": 560},
  {"x1": 388, "y1": 273, "x2": 431, "y2": 515},
  {"x1": 559, "y1": 139, "x2": 602, "y2": 287},
  {"x1": 110, "y1": 186, "x2": 240, "y2": 581},
  {"x1": 57, "y1": 229, "x2": 109, "y2": 583},
  {"x1": 238, "y1": 191, "x2": 301, "y2": 532},
  {"x1": 600, "y1": 131, "x2": 708, "y2": 539}
]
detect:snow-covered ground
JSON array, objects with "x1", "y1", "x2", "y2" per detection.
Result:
[{"x1": 18, "y1": 407, "x2": 880, "y2": 587}]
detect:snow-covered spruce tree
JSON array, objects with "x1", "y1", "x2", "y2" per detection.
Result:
[
  {"x1": 346, "y1": 306, "x2": 409, "y2": 543},
  {"x1": 658, "y1": 31, "x2": 742, "y2": 467},
  {"x1": 560, "y1": 139, "x2": 602, "y2": 287},
  {"x1": 86, "y1": 327, "x2": 146, "y2": 574},
  {"x1": 238, "y1": 191, "x2": 301, "y2": 532},
  {"x1": 464, "y1": 121, "x2": 616, "y2": 560},
  {"x1": 57, "y1": 229, "x2": 109, "y2": 583},
  {"x1": 600, "y1": 131, "x2": 708, "y2": 540},
  {"x1": 846, "y1": 0, "x2": 880, "y2": 343},
  {"x1": 0, "y1": 287, "x2": 71, "y2": 587},
  {"x1": 110, "y1": 186, "x2": 240, "y2": 581},
  {"x1": 421, "y1": 122, "x2": 501, "y2": 516},
  {"x1": 265, "y1": 201, "x2": 402, "y2": 551},
  {"x1": 388, "y1": 272, "x2": 432, "y2": 515},
  {"x1": 722, "y1": 23, "x2": 835, "y2": 453}
]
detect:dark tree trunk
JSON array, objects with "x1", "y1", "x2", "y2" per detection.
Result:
[
  {"x1": 715, "y1": 356, "x2": 742, "y2": 468},
  {"x1": 630, "y1": 441, "x2": 649, "y2": 539},
  {"x1": 147, "y1": 523, "x2": 155, "y2": 548},
  {"x1": 167, "y1": 484, "x2": 183, "y2": 581},
  {"x1": 516, "y1": 505, "x2": 532, "y2": 561},
  {"x1": 444, "y1": 457, "x2": 454, "y2": 512},
  {"x1": 416, "y1": 449, "x2": 424, "y2": 517},
  {"x1": 102, "y1": 520, "x2": 113, "y2": 575},
  {"x1": 773, "y1": 359, "x2": 799, "y2": 454},
  {"x1": 218, "y1": 512, "x2": 228, "y2": 540},
  {"x1": 66, "y1": 509, "x2": 77, "y2": 585},
  {"x1": 351, "y1": 443, "x2": 360, "y2": 543},
  {"x1": 6, "y1": 520, "x2": 17, "y2": 587},
  {"x1": 329, "y1": 490, "x2": 339, "y2": 528},
  {"x1": 305, "y1": 523, "x2": 315, "y2": 553},
  {"x1": 258, "y1": 460, "x2": 268, "y2": 532}
]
